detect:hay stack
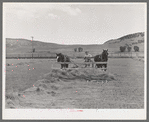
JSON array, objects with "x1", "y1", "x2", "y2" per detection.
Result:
[{"x1": 43, "y1": 69, "x2": 116, "y2": 81}]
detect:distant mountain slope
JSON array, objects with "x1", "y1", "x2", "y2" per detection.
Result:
[
  {"x1": 6, "y1": 32, "x2": 144, "y2": 54},
  {"x1": 103, "y1": 32, "x2": 144, "y2": 52},
  {"x1": 6, "y1": 38, "x2": 70, "y2": 53},
  {"x1": 6, "y1": 38, "x2": 63, "y2": 48},
  {"x1": 6, "y1": 38, "x2": 103, "y2": 54}
]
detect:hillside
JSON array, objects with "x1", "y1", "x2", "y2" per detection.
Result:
[
  {"x1": 6, "y1": 38, "x2": 67, "y2": 53},
  {"x1": 103, "y1": 32, "x2": 144, "y2": 52},
  {"x1": 5, "y1": 38, "x2": 103, "y2": 54},
  {"x1": 6, "y1": 32, "x2": 144, "y2": 55}
]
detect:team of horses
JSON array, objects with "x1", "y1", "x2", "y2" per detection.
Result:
[{"x1": 56, "y1": 49, "x2": 108, "y2": 71}]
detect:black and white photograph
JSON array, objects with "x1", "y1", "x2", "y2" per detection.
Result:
[{"x1": 3, "y1": 2, "x2": 147, "y2": 119}]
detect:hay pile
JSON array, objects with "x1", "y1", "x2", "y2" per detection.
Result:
[
  {"x1": 23, "y1": 68, "x2": 116, "y2": 96},
  {"x1": 44, "y1": 68, "x2": 116, "y2": 82},
  {"x1": 5, "y1": 68, "x2": 116, "y2": 109},
  {"x1": 5, "y1": 92, "x2": 21, "y2": 108}
]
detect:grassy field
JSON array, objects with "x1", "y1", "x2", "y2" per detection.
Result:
[{"x1": 5, "y1": 58, "x2": 144, "y2": 109}]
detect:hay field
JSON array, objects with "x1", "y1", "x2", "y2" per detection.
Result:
[{"x1": 5, "y1": 58, "x2": 144, "y2": 109}]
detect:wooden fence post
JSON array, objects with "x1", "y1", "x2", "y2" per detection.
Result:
[{"x1": 136, "y1": 52, "x2": 139, "y2": 58}]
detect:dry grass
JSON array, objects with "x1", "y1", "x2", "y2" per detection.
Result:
[{"x1": 5, "y1": 58, "x2": 144, "y2": 109}]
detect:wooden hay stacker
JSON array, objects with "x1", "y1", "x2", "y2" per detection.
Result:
[{"x1": 51, "y1": 61, "x2": 108, "y2": 71}]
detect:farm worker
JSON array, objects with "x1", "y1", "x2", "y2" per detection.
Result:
[{"x1": 84, "y1": 51, "x2": 93, "y2": 67}]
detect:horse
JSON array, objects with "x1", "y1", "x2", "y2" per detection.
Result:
[
  {"x1": 56, "y1": 53, "x2": 70, "y2": 69},
  {"x1": 94, "y1": 49, "x2": 108, "y2": 71}
]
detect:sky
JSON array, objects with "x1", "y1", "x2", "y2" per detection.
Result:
[{"x1": 3, "y1": 3, "x2": 146, "y2": 45}]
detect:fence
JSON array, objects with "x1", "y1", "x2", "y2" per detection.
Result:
[
  {"x1": 6, "y1": 52, "x2": 144, "y2": 59},
  {"x1": 6, "y1": 53, "x2": 56, "y2": 59},
  {"x1": 108, "y1": 52, "x2": 144, "y2": 58}
]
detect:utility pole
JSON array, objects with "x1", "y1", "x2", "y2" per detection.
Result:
[{"x1": 31, "y1": 36, "x2": 34, "y2": 59}]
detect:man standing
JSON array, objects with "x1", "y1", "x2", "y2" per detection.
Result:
[{"x1": 84, "y1": 51, "x2": 93, "y2": 67}]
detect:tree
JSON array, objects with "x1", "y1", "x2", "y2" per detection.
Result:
[
  {"x1": 134, "y1": 46, "x2": 139, "y2": 52},
  {"x1": 120, "y1": 46, "x2": 126, "y2": 52},
  {"x1": 127, "y1": 46, "x2": 132, "y2": 52},
  {"x1": 74, "y1": 48, "x2": 77, "y2": 52},
  {"x1": 33, "y1": 48, "x2": 35, "y2": 52},
  {"x1": 78, "y1": 47, "x2": 83, "y2": 52}
]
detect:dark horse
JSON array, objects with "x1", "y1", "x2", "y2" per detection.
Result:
[
  {"x1": 56, "y1": 53, "x2": 70, "y2": 69},
  {"x1": 94, "y1": 49, "x2": 108, "y2": 71}
]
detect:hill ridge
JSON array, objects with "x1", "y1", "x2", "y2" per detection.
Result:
[
  {"x1": 6, "y1": 32, "x2": 144, "y2": 54},
  {"x1": 104, "y1": 32, "x2": 144, "y2": 44}
]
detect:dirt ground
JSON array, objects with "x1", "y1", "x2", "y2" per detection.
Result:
[{"x1": 5, "y1": 58, "x2": 144, "y2": 109}]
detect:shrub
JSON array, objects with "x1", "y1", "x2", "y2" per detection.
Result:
[
  {"x1": 78, "y1": 47, "x2": 83, "y2": 52},
  {"x1": 120, "y1": 46, "x2": 126, "y2": 52},
  {"x1": 138, "y1": 40, "x2": 144, "y2": 43},
  {"x1": 74, "y1": 48, "x2": 77, "y2": 52},
  {"x1": 33, "y1": 48, "x2": 35, "y2": 52},
  {"x1": 127, "y1": 47, "x2": 132, "y2": 52},
  {"x1": 134, "y1": 46, "x2": 139, "y2": 52},
  {"x1": 132, "y1": 42, "x2": 138, "y2": 45},
  {"x1": 125, "y1": 43, "x2": 129, "y2": 47},
  {"x1": 140, "y1": 33, "x2": 144, "y2": 37}
]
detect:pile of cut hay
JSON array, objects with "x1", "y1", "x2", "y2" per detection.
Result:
[
  {"x1": 44, "y1": 69, "x2": 116, "y2": 82},
  {"x1": 5, "y1": 92, "x2": 21, "y2": 108},
  {"x1": 5, "y1": 68, "x2": 117, "y2": 109}
]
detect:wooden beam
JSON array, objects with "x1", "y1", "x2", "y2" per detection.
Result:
[
  {"x1": 51, "y1": 67, "x2": 107, "y2": 70},
  {"x1": 56, "y1": 62, "x2": 107, "y2": 64}
]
